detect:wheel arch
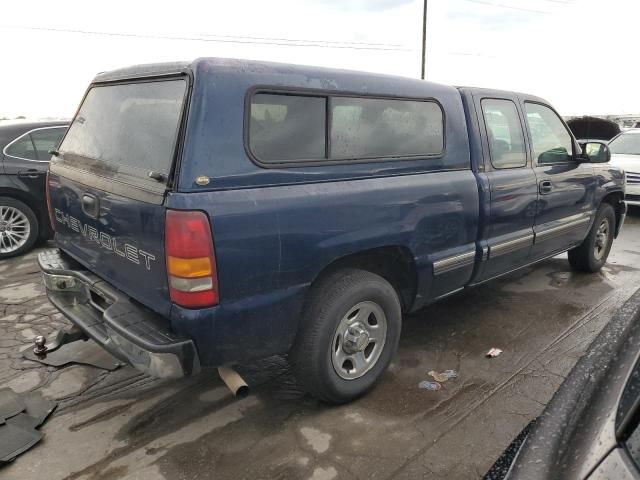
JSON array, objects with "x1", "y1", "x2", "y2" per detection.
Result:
[
  {"x1": 306, "y1": 245, "x2": 418, "y2": 314},
  {"x1": 600, "y1": 190, "x2": 625, "y2": 238},
  {"x1": 0, "y1": 187, "x2": 47, "y2": 238}
]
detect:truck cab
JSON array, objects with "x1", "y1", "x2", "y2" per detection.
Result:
[{"x1": 459, "y1": 87, "x2": 626, "y2": 282}]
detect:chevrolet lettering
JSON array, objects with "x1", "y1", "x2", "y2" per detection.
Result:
[{"x1": 54, "y1": 208, "x2": 156, "y2": 270}]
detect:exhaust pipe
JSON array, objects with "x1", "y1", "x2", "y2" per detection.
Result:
[{"x1": 218, "y1": 366, "x2": 249, "y2": 398}]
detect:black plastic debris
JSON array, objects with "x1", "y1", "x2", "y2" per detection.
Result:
[
  {"x1": 0, "y1": 389, "x2": 57, "y2": 465},
  {"x1": 6, "y1": 414, "x2": 41, "y2": 431},
  {"x1": 0, "y1": 388, "x2": 25, "y2": 421},
  {"x1": 21, "y1": 391, "x2": 57, "y2": 427},
  {"x1": 0, "y1": 422, "x2": 42, "y2": 463}
]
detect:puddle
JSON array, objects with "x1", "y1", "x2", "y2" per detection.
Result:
[{"x1": 300, "y1": 427, "x2": 331, "y2": 453}]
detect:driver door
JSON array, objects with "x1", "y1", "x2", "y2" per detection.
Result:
[{"x1": 522, "y1": 102, "x2": 597, "y2": 260}]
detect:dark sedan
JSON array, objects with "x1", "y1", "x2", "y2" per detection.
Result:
[
  {"x1": 0, "y1": 120, "x2": 68, "y2": 258},
  {"x1": 487, "y1": 288, "x2": 640, "y2": 479}
]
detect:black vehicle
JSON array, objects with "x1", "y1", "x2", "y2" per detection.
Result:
[
  {"x1": 492, "y1": 288, "x2": 640, "y2": 479},
  {"x1": 0, "y1": 120, "x2": 68, "y2": 258}
]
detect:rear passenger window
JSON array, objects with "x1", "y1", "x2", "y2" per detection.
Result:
[
  {"x1": 330, "y1": 97, "x2": 444, "y2": 158},
  {"x1": 5, "y1": 135, "x2": 37, "y2": 160},
  {"x1": 30, "y1": 128, "x2": 66, "y2": 161},
  {"x1": 249, "y1": 94, "x2": 326, "y2": 162},
  {"x1": 481, "y1": 99, "x2": 527, "y2": 169}
]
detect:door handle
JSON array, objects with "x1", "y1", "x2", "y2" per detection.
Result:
[
  {"x1": 17, "y1": 169, "x2": 42, "y2": 179},
  {"x1": 539, "y1": 180, "x2": 553, "y2": 194},
  {"x1": 81, "y1": 194, "x2": 99, "y2": 218}
]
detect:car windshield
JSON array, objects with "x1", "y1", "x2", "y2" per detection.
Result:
[{"x1": 609, "y1": 132, "x2": 640, "y2": 155}]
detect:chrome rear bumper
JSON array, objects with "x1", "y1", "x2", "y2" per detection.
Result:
[{"x1": 39, "y1": 249, "x2": 200, "y2": 379}]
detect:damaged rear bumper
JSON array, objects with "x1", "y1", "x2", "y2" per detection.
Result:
[{"x1": 38, "y1": 249, "x2": 200, "y2": 379}]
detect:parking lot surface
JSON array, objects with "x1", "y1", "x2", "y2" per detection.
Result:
[{"x1": 1, "y1": 212, "x2": 639, "y2": 480}]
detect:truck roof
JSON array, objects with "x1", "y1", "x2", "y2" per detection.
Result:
[
  {"x1": 92, "y1": 57, "x2": 454, "y2": 94},
  {"x1": 92, "y1": 58, "x2": 552, "y2": 107},
  {"x1": 457, "y1": 86, "x2": 550, "y2": 106},
  {"x1": 93, "y1": 61, "x2": 192, "y2": 83}
]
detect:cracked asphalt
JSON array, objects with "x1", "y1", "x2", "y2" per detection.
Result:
[{"x1": 1, "y1": 211, "x2": 640, "y2": 480}]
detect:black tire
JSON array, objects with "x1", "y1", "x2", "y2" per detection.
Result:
[
  {"x1": 290, "y1": 268, "x2": 402, "y2": 404},
  {"x1": 0, "y1": 197, "x2": 39, "y2": 259},
  {"x1": 568, "y1": 203, "x2": 615, "y2": 273}
]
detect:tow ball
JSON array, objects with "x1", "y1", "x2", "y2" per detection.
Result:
[
  {"x1": 31, "y1": 326, "x2": 87, "y2": 359},
  {"x1": 33, "y1": 335, "x2": 48, "y2": 357}
]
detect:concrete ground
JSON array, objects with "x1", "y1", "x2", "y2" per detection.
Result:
[{"x1": 1, "y1": 211, "x2": 639, "y2": 480}]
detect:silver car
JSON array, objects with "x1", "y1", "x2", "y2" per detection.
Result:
[{"x1": 609, "y1": 128, "x2": 640, "y2": 206}]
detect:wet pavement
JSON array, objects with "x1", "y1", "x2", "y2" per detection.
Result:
[{"x1": 1, "y1": 211, "x2": 639, "y2": 480}]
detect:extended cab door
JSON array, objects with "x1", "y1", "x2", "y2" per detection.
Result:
[
  {"x1": 522, "y1": 101, "x2": 596, "y2": 260},
  {"x1": 472, "y1": 95, "x2": 538, "y2": 281}
]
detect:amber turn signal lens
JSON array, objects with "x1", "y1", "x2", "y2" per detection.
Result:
[{"x1": 167, "y1": 256, "x2": 212, "y2": 278}]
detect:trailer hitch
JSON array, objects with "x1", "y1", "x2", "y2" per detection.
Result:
[
  {"x1": 24, "y1": 326, "x2": 121, "y2": 371},
  {"x1": 31, "y1": 326, "x2": 87, "y2": 359}
]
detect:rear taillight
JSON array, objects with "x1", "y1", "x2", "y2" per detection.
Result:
[
  {"x1": 45, "y1": 171, "x2": 55, "y2": 232},
  {"x1": 165, "y1": 210, "x2": 219, "y2": 308}
]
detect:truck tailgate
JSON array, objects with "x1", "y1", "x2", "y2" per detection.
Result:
[{"x1": 49, "y1": 171, "x2": 170, "y2": 315}]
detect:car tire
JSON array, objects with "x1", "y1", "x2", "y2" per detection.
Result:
[
  {"x1": 568, "y1": 203, "x2": 615, "y2": 273},
  {"x1": 0, "y1": 197, "x2": 39, "y2": 259},
  {"x1": 290, "y1": 268, "x2": 402, "y2": 404}
]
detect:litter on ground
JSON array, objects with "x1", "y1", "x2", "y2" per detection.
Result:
[
  {"x1": 428, "y1": 370, "x2": 459, "y2": 382},
  {"x1": 486, "y1": 348, "x2": 503, "y2": 358},
  {"x1": 418, "y1": 380, "x2": 442, "y2": 391}
]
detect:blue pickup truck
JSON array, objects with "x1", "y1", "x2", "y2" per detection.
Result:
[{"x1": 40, "y1": 58, "x2": 626, "y2": 403}]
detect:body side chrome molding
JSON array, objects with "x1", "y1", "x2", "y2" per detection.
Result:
[
  {"x1": 468, "y1": 242, "x2": 581, "y2": 287},
  {"x1": 433, "y1": 250, "x2": 476, "y2": 276},
  {"x1": 535, "y1": 212, "x2": 592, "y2": 243},
  {"x1": 489, "y1": 234, "x2": 534, "y2": 258}
]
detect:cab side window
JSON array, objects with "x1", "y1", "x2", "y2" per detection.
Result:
[
  {"x1": 481, "y1": 99, "x2": 527, "y2": 169},
  {"x1": 525, "y1": 103, "x2": 574, "y2": 164}
]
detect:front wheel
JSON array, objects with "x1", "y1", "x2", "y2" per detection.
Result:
[
  {"x1": 568, "y1": 203, "x2": 615, "y2": 273},
  {"x1": 290, "y1": 269, "x2": 402, "y2": 404}
]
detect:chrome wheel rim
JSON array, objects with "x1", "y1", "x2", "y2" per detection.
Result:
[
  {"x1": 331, "y1": 301, "x2": 387, "y2": 380},
  {"x1": 0, "y1": 206, "x2": 30, "y2": 254},
  {"x1": 594, "y1": 218, "x2": 610, "y2": 261}
]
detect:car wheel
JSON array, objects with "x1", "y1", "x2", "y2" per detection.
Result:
[
  {"x1": 290, "y1": 268, "x2": 402, "y2": 404},
  {"x1": 568, "y1": 203, "x2": 615, "y2": 273},
  {"x1": 0, "y1": 197, "x2": 39, "y2": 259}
]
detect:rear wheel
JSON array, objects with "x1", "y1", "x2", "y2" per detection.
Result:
[
  {"x1": 568, "y1": 203, "x2": 615, "y2": 273},
  {"x1": 0, "y1": 197, "x2": 39, "y2": 259},
  {"x1": 290, "y1": 268, "x2": 402, "y2": 404}
]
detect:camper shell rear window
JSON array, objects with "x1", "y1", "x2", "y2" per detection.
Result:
[{"x1": 59, "y1": 78, "x2": 188, "y2": 179}]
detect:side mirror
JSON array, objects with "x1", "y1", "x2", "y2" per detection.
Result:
[{"x1": 580, "y1": 141, "x2": 611, "y2": 163}]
